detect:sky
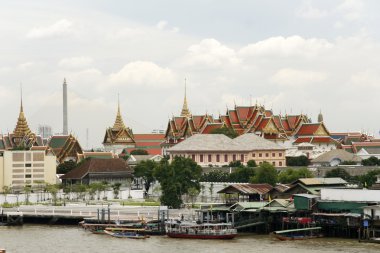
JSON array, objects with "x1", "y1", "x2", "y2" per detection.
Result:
[{"x1": 0, "y1": 0, "x2": 380, "y2": 149}]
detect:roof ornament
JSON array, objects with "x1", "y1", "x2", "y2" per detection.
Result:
[
  {"x1": 318, "y1": 109, "x2": 324, "y2": 123},
  {"x1": 180, "y1": 78, "x2": 191, "y2": 117},
  {"x1": 113, "y1": 94, "x2": 126, "y2": 129}
]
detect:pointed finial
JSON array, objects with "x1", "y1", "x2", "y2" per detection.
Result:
[
  {"x1": 180, "y1": 78, "x2": 191, "y2": 117},
  {"x1": 20, "y1": 82, "x2": 23, "y2": 112},
  {"x1": 63, "y1": 78, "x2": 67, "y2": 85},
  {"x1": 250, "y1": 95, "x2": 252, "y2": 107}
]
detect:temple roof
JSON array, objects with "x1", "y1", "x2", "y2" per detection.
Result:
[
  {"x1": 113, "y1": 101, "x2": 126, "y2": 130},
  {"x1": 13, "y1": 99, "x2": 33, "y2": 138}
]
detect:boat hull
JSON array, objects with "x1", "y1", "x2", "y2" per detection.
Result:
[
  {"x1": 167, "y1": 233, "x2": 237, "y2": 240},
  {"x1": 273, "y1": 233, "x2": 323, "y2": 241}
]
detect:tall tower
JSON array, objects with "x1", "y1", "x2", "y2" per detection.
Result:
[
  {"x1": 63, "y1": 78, "x2": 68, "y2": 135},
  {"x1": 180, "y1": 78, "x2": 191, "y2": 117}
]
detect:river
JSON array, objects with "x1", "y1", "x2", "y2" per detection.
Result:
[{"x1": 1, "y1": 225, "x2": 380, "y2": 253}]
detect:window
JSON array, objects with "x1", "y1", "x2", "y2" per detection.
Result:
[
  {"x1": 265, "y1": 153, "x2": 269, "y2": 157},
  {"x1": 12, "y1": 153, "x2": 24, "y2": 162},
  {"x1": 259, "y1": 162, "x2": 262, "y2": 165},
  {"x1": 192, "y1": 154, "x2": 195, "y2": 161},
  {"x1": 240, "y1": 154, "x2": 244, "y2": 162},
  {"x1": 25, "y1": 163, "x2": 32, "y2": 167},
  {"x1": 259, "y1": 153, "x2": 262, "y2": 157},
  {"x1": 232, "y1": 154, "x2": 236, "y2": 161},
  {"x1": 279, "y1": 161, "x2": 283, "y2": 166},
  {"x1": 272, "y1": 153, "x2": 275, "y2": 157},
  {"x1": 33, "y1": 152, "x2": 44, "y2": 161},
  {"x1": 208, "y1": 155, "x2": 212, "y2": 162},
  {"x1": 25, "y1": 174, "x2": 32, "y2": 178},
  {"x1": 216, "y1": 155, "x2": 220, "y2": 162},
  {"x1": 279, "y1": 153, "x2": 283, "y2": 157},
  {"x1": 224, "y1": 154, "x2": 228, "y2": 162},
  {"x1": 200, "y1": 155, "x2": 204, "y2": 163},
  {"x1": 252, "y1": 153, "x2": 256, "y2": 157},
  {"x1": 272, "y1": 162, "x2": 276, "y2": 166}
]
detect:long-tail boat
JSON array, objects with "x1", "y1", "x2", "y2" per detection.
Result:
[{"x1": 272, "y1": 227, "x2": 323, "y2": 241}]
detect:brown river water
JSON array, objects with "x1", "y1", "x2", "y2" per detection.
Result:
[{"x1": 1, "y1": 225, "x2": 380, "y2": 253}]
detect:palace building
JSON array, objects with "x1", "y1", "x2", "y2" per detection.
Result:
[
  {"x1": 0, "y1": 96, "x2": 83, "y2": 165},
  {"x1": 167, "y1": 133, "x2": 286, "y2": 167},
  {"x1": 103, "y1": 100, "x2": 136, "y2": 154},
  {"x1": 102, "y1": 100, "x2": 164, "y2": 155}
]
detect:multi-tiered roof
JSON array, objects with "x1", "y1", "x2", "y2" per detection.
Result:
[{"x1": 103, "y1": 100, "x2": 135, "y2": 147}]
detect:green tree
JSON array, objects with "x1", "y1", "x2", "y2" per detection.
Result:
[
  {"x1": 228, "y1": 160, "x2": 243, "y2": 168},
  {"x1": 362, "y1": 156, "x2": 379, "y2": 166},
  {"x1": 188, "y1": 187, "x2": 200, "y2": 207},
  {"x1": 325, "y1": 167, "x2": 352, "y2": 181},
  {"x1": 340, "y1": 161, "x2": 357, "y2": 165},
  {"x1": 134, "y1": 160, "x2": 157, "y2": 197},
  {"x1": 247, "y1": 160, "x2": 257, "y2": 167},
  {"x1": 251, "y1": 162, "x2": 278, "y2": 186},
  {"x1": 89, "y1": 182, "x2": 103, "y2": 200},
  {"x1": 154, "y1": 156, "x2": 202, "y2": 208},
  {"x1": 2, "y1": 186, "x2": 11, "y2": 204},
  {"x1": 46, "y1": 184, "x2": 59, "y2": 205},
  {"x1": 286, "y1": 156, "x2": 310, "y2": 166},
  {"x1": 210, "y1": 127, "x2": 238, "y2": 139},
  {"x1": 111, "y1": 183, "x2": 122, "y2": 199},
  {"x1": 101, "y1": 181, "x2": 109, "y2": 200},
  {"x1": 57, "y1": 160, "x2": 77, "y2": 174},
  {"x1": 278, "y1": 168, "x2": 313, "y2": 184},
  {"x1": 130, "y1": 149, "x2": 149, "y2": 155},
  {"x1": 23, "y1": 185, "x2": 32, "y2": 205},
  {"x1": 72, "y1": 184, "x2": 87, "y2": 201},
  {"x1": 229, "y1": 167, "x2": 255, "y2": 183},
  {"x1": 353, "y1": 169, "x2": 380, "y2": 187},
  {"x1": 201, "y1": 170, "x2": 230, "y2": 182}
]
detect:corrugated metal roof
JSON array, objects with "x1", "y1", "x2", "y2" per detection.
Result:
[
  {"x1": 218, "y1": 183, "x2": 273, "y2": 195},
  {"x1": 298, "y1": 178, "x2": 347, "y2": 186}
]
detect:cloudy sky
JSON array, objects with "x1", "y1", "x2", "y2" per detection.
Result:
[{"x1": 1, "y1": 0, "x2": 379, "y2": 148}]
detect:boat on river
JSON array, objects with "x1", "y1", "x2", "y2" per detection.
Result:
[
  {"x1": 103, "y1": 228, "x2": 150, "y2": 239},
  {"x1": 272, "y1": 227, "x2": 323, "y2": 241},
  {"x1": 165, "y1": 220, "x2": 237, "y2": 239}
]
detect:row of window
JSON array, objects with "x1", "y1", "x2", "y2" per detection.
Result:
[
  {"x1": 12, "y1": 173, "x2": 44, "y2": 179},
  {"x1": 195, "y1": 154, "x2": 246, "y2": 163},
  {"x1": 12, "y1": 152, "x2": 45, "y2": 162},
  {"x1": 12, "y1": 163, "x2": 45, "y2": 168},
  {"x1": 253, "y1": 152, "x2": 283, "y2": 158}
]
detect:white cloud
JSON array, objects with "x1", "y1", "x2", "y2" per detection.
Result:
[
  {"x1": 26, "y1": 19, "x2": 73, "y2": 39},
  {"x1": 338, "y1": 0, "x2": 364, "y2": 21},
  {"x1": 182, "y1": 39, "x2": 240, "y2": 68},
  {"x1": 350, "y1": 70, "x2": 380, "y2": 89},
  {"x1": 271, "y1": 68, "x2": 327, "y2": 87},
  {"x1": 109, "y1": 61, "x2": 177, "y2": 88},
  {"x1": 156, "y1": 20, "x2": 168, "y2": 30},
  {"x1": 296, "y1": 2, "x2": 328, "y2": 19},
  {"x1": 240, "y1": 36, "x2": 333, "y2": 58},
  {"x1": 58, "y1": 57, "x2": 93, "y2": 69}
]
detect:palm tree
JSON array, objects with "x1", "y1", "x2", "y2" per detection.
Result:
[{"x1": 2, "y1": 186, "x2": 11, "y2": 204}]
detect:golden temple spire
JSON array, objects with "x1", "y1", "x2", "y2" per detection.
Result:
[
  {"x1": 14, "y1": 85, "x2": 32, "y2": 138},
  {"x1": 180, "y1": 78, "x2": 191, "y2": 117},
  {"x1": 113, "y1": 94, "x2": 126, "y2": 129}
]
